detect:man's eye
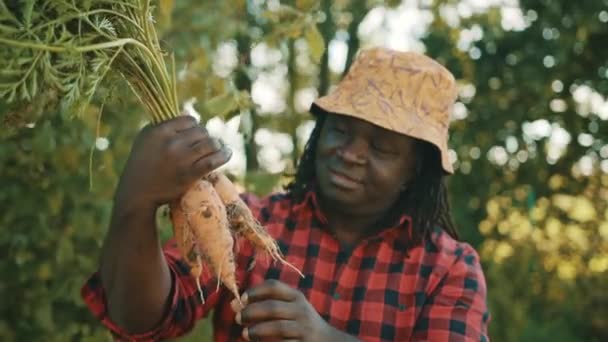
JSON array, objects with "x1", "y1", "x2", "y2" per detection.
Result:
[
  {"x1": 372, "y1": 142, "x2": 395, "y2": 155},
  {"x1": 332, "y1": 126, "x2": 347, "y2": 134}
]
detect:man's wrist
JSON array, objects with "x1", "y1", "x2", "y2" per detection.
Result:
[
  {"x1": 114, "y1": 185, "x2": 158, "y2": 216},
  {"x1": 110, "y1": 189, "x2": 158, "y2": 231}
]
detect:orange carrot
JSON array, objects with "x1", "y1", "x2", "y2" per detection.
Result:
[
  {"x1": 206, "y1": 171, "x2": 304, "y2": 278},
  {"x1": 179, "y1": 179, "x2": 241, "y2": 303},
  {"x1": 169, "y1": 200, "x2": 205, "y2": 303}
]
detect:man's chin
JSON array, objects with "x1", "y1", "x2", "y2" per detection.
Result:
[{"x1": 318, "y1": 185, "x2": 362, "y2": 209}]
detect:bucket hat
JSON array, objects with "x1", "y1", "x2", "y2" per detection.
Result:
[{"x1": 311, "y1": 47, "x2": 457, "y2": 174}]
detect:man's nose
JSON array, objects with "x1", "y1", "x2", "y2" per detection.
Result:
[{"x1": 337, "y1": 138, "x2": 367, "y2": 164}]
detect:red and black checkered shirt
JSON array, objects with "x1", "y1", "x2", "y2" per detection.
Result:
[{"x1": 82, "y1": 189, "x2": 490, "y2": 341}]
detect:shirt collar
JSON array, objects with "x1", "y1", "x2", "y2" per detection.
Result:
[{"x1": 291, "y1": 184, "x2": 328, "y2": 225}]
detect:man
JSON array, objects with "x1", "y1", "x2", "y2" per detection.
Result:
[{"x1": 82, "y1": 47, "x2": 490, "y2": 341}]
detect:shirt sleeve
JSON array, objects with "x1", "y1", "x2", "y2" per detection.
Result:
[
  {"x1": 411, "y1": 244, "x2": 491, "y2": 342},
  {"x1": 81, "y1": 192, "x2": 261, "y2": 341}
]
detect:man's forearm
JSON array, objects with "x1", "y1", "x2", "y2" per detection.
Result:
[{"x1": 99, "y1": 201, "x2": 173, "y2": 334}]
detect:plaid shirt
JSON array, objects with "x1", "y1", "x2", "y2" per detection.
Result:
[{"x1": 82, "y1": 189, "x2": 490, "y2": 341}]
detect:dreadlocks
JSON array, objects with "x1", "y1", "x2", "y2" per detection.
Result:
[{"x1": 285, "y1": 110, "x2": 459, "y2": 251}]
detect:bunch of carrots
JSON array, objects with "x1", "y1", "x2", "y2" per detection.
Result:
[
  {"x1": 171, "y1": 171, "x2": 303, "y2": 304},
  {"x1": 0, "y1": 0, "x2": 302, "y2": 304}
]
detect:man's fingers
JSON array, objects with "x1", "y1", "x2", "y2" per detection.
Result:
[
  {"x1": 161, "y1": 115, "x2": 198, "y2": 133},
  {"x1": 173, "y1": 125, "x2": 209, "y2": 147},
  {"x1": 239, "y1": 300, "x2": 298, "y2": 325},
  {"x1": 165, "y1": 124, "x2": 226, "y2": 170},
  {"x1": 189, "y1": 137, "x2": 223, "y2": 159},
  {"x1": 243, "y1": 320, "x2": 300, "y2": 341},
  {"x1": 243, "y1": 279, "x2": 300, "y2": 304},
  {"x1": 190, "y1": 147, "x2": 232, "y2": 177},
  {"x1": 230, "y1": 297, "x2": 243, "y2": 314}
]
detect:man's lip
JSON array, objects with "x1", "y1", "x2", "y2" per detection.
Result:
[{"x1": 328, "y1": 167, "x2": 363, "y2": 184}]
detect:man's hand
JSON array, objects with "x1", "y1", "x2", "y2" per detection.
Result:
[
  {"x1": 115, "y1": 115, "x2": 231, "y2": 211},
  {"x1": 231, "y1": 280, "x2": 360, "y2": 342}
]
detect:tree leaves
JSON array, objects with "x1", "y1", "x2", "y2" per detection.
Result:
[
  {"x1": 201, "y1": 89, "x2": 252, "y2": 120},
  {"x1": 420, "y1": 1, "x2": 608, "y2": 340},
  {"x1": 305, "y1": 23, "x2": 325, "y2": 63},
  {"x1": 261, "y1": 2, "x2": 326, "y2": 64},
  {"x1": 262, "y1": 4, "x2": 303, "y2": 22},
  {"x1": 159, "y1": 0, "x2": 175, "y2": 28},
  {"x1": 296, "y1": 0, "x2": 319, "y2": 11},
  {"x1": 0, "y1": 106, "x2": 136, "y2": 339},
  {"x1": 203, "y1": 91, "x2": 239, "y2": 118}
]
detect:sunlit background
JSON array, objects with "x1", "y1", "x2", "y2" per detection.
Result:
[{"x1": 1, "y1": 0, "x2": 607, "y2": 341}]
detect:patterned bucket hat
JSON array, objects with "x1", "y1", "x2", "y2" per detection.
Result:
[{"x1": 312, "y1": 47, "x2": 457, "y2": 174}]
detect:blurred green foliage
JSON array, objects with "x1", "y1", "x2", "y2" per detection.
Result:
[
  {"x1": 1, "y1": 0, "x2": 607, "y2": 341},
  {"x1": 0, "y1": 105, "x2": 136, "y2": 341},
  {"x1": 421, "y1": 1, "x2": 608, "y2": 340}
]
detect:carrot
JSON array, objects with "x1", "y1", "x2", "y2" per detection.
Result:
[
  {"x1": 169, "y1": 200, "x2": 205, "y2": 304},
  {"x1": 169, "y1": 172, "x2": 304, "y2": 307},
  {"x1": 178, "y1": 179, "x2": 241, "y2": 303},
  {"x1": 206, "y1": 171, "x2": 304, "y2": 278}
]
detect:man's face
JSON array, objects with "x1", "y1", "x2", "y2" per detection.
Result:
[{"x1": 314, "y1": 113, "x2": 418, "y2": 216}]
